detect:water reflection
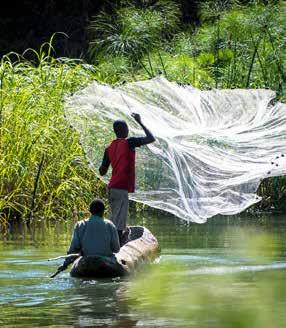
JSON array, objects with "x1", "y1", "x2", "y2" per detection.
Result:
[{"x1": 66, "y1": 279, "x2": 137, "y2": 327}]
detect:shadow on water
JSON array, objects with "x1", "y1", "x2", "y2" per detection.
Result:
[{"x1": 1, "y1": 211, "x2": 286, "y2": 327}]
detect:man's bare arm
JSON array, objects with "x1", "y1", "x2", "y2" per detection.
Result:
[
  {"x1": 99, "y1": 149, "x2": 110, "y2": 176},
  {"x1": 131, "y1": 113, "x2": 155, "y2": 145}
]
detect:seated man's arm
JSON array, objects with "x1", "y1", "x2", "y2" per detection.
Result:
[
  {"x1": 130, "y1": 113, "x2": 155, "y2": 147},
  {"x1": 67, "y1": 223, "x2": 81, "y2": 254},
  {"x1": 99, "y1": 148, "x2": 110, "y2": 176},
  {"x1": 109, "y1": 222, "x2": 120, "y2": 253}
]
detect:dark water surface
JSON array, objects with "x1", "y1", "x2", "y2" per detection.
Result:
[{"x1": 1, "y1": 212, "x2": 286, "y2": 327}]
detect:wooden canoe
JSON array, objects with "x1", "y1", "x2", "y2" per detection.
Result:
[{"x1": 69, "y1": 226, "x2": 159, "y2": 278}]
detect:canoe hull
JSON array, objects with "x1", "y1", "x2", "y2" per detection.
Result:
[
  {"x1": 70, "y1": 226, "x2": 159, "y2": 278},
  {"x1": 70, "y1": 255, "x2": 125, "y2": 278}
]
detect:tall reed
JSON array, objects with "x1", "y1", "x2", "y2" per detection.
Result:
[{"x1": 0, "y1": 38, "x2": 104, "y2": 229}]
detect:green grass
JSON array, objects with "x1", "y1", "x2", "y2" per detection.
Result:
[{"x1": 0, "y1": 39, "x2": 105, "y2": 228}]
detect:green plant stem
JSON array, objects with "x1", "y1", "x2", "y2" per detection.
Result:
[
  {"x1": 246, "y1": 29, "x2": 265, "y2": 88},
  {"x1": 256, "y1": 49, "x2": 268, "y2": 87},
  {"x1": 158, "y1": 52, "x2": 167, "y2": 78},
  {"x1": 229, "y1": 39, "x2": 237, "y2": 88},
  {"x1": 215, "y1": 15, "x2": 220, "y2": 88},
  {"x1": 265, "y1": 27, "x2": 286, "y2": 84},
  {"x1": 29, "y1": 154, "x2": 45, "y2": 221},
  {"x1": 147, "y1": 53, "x2": 155, "y2": 77},
  {"x1": 138, "y1": 58, "x2": 153, "y2": 78}
]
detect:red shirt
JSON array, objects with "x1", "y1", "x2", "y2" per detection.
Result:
[{"x1": 107, "y1": 139, "x2": 136, "y2": 193}]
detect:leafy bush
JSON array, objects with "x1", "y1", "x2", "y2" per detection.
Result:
[
  {"x1": 88, "y1": 0, "x2": 181, "y2": 62},
  {"x1": 193, "y1": 1, "x2": 286, "y2": 90}
]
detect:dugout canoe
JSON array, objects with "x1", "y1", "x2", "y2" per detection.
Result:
[{"x1": 69, "y1": 226, "x2": 159, "y2": 278}]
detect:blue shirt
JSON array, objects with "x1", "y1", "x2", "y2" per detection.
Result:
[{"x1": 68, "y1": 215, "x2": 120, "y2": 256}]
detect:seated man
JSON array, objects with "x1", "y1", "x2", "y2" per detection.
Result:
[{"x1": 67, "y1": 199, "x2": 120, "y2": 256}]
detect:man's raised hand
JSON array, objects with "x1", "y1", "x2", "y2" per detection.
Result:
[{"x1": 131, "y1": 113, "x2": 142, "y2": 124}]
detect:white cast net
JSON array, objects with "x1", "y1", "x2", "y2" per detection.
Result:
[{"x1": 65, "y1": 77, "x2": 286, "y2": 223}]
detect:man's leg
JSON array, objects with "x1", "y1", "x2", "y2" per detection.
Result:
[{"x1": 108, "y1": 188, "x2": 129, "y2": 245}]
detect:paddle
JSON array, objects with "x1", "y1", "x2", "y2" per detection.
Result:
[{"x1": 49, "y1": 253, "x2": 80, "y2": 278}]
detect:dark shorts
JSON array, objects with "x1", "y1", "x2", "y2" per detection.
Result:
[{"x1": 108, "y1": 188, "x2": 129, "y2": 231}]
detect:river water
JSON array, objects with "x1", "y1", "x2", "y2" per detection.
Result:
[{"x1": 1, "y1": 212, "x2": 286, "y2": 327}]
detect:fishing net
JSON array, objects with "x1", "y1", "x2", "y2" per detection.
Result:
[{"x1": 65, "y1": 77, "x2": 286, "y2": 223}]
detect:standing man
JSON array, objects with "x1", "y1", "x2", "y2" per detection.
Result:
[{"x1": 99, "y1": 113, "x2": 155, "y2": 245}]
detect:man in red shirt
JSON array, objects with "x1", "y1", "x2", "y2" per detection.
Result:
[{"x1": 99, "y1": 113, "x2": 155, "y2": 245}]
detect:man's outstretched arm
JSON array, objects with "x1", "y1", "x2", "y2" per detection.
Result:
[
  {"x1": 99, "y1": 149, "x2": 110, "y2": 176},
  {"x1": 131, "y1": 113, "x2": 155, "y2": 146}
]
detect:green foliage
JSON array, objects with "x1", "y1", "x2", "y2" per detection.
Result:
[
  {"x1": 93, "y1": 55, "x2": 133, "y2": 84},
  {"x1": 198, "y1": 0, "x2": 239, "y2": 22},
  {"x1": 139, "y1": 51, "x2": 214, "y2": 87},
  {"x1": 258, "y1": 176, "x2": 286, "y2": 212},
  {"x1": 167, "y1": 32, "x2": 195, "y2": 56},
  {"x1": 0, "y1": 39, "x2": 105, "y2": 227},
  {"x1": 87, "y1": 0, "x2": 180, "y2": 62},
  {"x1": 89, "y1": 0, "x2": 286, "y2": 99},
  {"x1": 193, "y1": 1, "x2": 286, "y2": 90}
]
